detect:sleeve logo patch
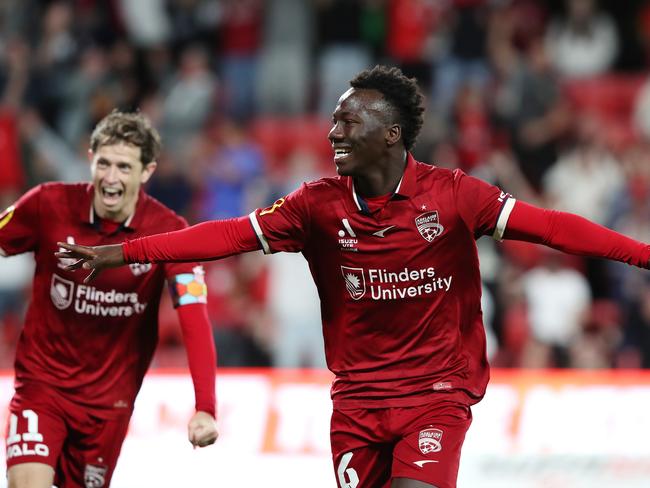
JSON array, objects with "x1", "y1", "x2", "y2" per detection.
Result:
[
  {"x1": 0, "y1": 205, "x2": 15, "y2": 230},
  {"x1": 260, "y1": 198, "x2": 285, "y2": 216}
]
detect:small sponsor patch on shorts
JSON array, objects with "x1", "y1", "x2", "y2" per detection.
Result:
[
  {"x1": 168, "y1": 266, "x2": 208, "y2": 307},
  {"x1": 84, "y1": 464, "x2": 108, "y2": 488}
]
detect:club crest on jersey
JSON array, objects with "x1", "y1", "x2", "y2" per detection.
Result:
[
  {"x1": 415, "y1": 211, "x2": 444, "y2": 243},
  {"x1": 129, "y1": 262, "x2": 152, "y2": 276},
  {"x1": 418, "y1": 427, "x2": 443, "y2": 454},
  {"x1": 51, "y1": 274, "x2": 74, "y2": 310},
  {"x1": 341, "y1": 266, "x2": 365, "y2": 300},
  {"x1": 84, "y1": 463, "x2": 108, "y2": 488}
]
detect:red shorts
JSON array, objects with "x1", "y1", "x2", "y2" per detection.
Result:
[
  {"x1": 5, "y1": 383, "x2": 131, "y2": 488},
  {"x1": 330, "y1": 400, "x2": 472, "y2": 488}
]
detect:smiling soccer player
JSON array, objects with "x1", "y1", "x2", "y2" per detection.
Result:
[
  {"x1": 2, "y1": 111, "x2": 218, "y2": 488},
  {"x1": 57, "y1": 67, "x2": 650, "y2": 488}
]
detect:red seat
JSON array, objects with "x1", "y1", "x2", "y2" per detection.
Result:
[
  {"x1": 563, "y1": 74, "x2": 645, "y2": 120},
  {"x1": 563, "y1": 74, "x2": 646, "y2": 150}
]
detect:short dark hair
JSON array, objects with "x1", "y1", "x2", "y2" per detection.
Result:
[
  {"x1": 350, "y1": 65, "x2": 425, "y2": 151},
  {"x1": 90, "y1": 111, "x2": 161, "y2": 165}
]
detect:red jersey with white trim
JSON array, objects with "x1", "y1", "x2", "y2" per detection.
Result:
[
  {"x1": 249, "y1": 155, "x2": 514, "y2": 409},
  {"x1": 0, "y1": 183, "x2": 204, "y2": 417}
]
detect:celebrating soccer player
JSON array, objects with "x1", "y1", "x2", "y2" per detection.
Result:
[
  {"x1": 56, "y1": 67, "x2": 650, "y2": 488},
  {"x1": 2, "y1": 111, "x2": 218, "y2": 488}
]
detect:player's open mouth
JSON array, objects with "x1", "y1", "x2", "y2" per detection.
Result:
[
  {"x1": 101, "y1": 187, "x2": 123, "y2": 204},
  {"x1": 334, "y1": 148, "x2": 352, "y2": 161}
]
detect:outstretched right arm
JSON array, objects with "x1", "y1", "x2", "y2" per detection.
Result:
[{"x1": 56, "y1": 216, "x2": 261, "y2": 282}]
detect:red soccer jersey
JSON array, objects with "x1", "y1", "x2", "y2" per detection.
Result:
[
  {"x1": 0, "y1": 183, "x2": 206, "y2": 417},
  {"x1": 249, "y1": 155, "x2": 514, "y2": 409}
]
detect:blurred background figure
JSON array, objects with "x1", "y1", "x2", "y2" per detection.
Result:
[
  {"x1": 196, "y1": 118, "x2": 267, "y2": 220},
  {"x1": 544, "y1": 0, "x2": 619, "y2": 80},
  {"x1": 266, "y1": 147, "x2": 327, "y2": 368},
  {"x1": 0, "y1": 254, "x2": 33, "y2": 369},
  {"x1": 256, "y1": 0, "x2": 312, "y2": 115},
  {"x1": 521, "y1": 250, "x2": 592, "y2": 368}
]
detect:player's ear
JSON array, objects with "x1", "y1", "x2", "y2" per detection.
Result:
[
  {"x1": 386, "y1": 124, "x2": 401, "y2": 147},
  {"x1": 87, "y1": 149, "x2": 94, "y2": 164},
  {"x1": 140, "y1": 161, "x2": 157, "y2": 184}
]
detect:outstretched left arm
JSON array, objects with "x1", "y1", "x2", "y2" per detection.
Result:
[{"x1": 503, "y1": 200, "x2": 650, "y2": 268}]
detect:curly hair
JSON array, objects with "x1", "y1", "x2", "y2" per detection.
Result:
[
  {"x1": 350, "y1": 65, "x2": 425, "y2": 151},
  {"x1": 90, "y1": 110, "x2": 161, "y2": 165}
]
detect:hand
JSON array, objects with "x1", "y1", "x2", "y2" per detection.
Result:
[
  {"x1": 187, "y1": 411, "x2": 218, "y2": 448},
  {"x1": 55, "y1": 242, "x2": 125, "y2": 283}
]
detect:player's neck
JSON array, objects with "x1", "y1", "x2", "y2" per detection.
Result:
[
  {"x1": 93, "y1": 199, "x2": 135, "y2": 224},
  {"x1": 354, "y1": 151, "x2": 406, "y2": 198}
]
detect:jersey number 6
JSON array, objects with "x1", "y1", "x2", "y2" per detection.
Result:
[{"x1": 337, "y1": 451, "x2": 359, "y2": 488}]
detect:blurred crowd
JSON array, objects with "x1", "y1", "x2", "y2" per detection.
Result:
[{"x1": 2, "y1": 0, "x2": 650, "y2": 370}]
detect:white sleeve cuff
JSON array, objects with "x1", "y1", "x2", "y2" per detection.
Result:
[
  {"x1": 493, "y1": 197, "x2": 516, "y2": 241},
  {"x1": 248, "y1": 211, "x2": 271, "y2": 254}
]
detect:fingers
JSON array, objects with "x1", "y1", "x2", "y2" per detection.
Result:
[
  {"x1": 188, "y1": 424, "x2": 218, "y2": 448},
  {"x1": 55, "y1": 242, "x2": 102, "y2": 279},
  {"x1": 84, "y1": 268, "x2": 101, "y2": 284},
  {"x1": 55, "y1": 250, "x2": 87, "y2": 261},
  {"x1": 56, "y1": 241, "x2": 96, "y2": 257},
  {"x1": 192, "y1": 433, "x2": 218, "y2": 448},
  {"x1": 60, "y1": 259, "x2": 86, "y2": 271}
]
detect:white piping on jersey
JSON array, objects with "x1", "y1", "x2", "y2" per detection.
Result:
[
  {"x1": 394, "y1": 173, "x2": 405, "y2": 194},
  {"x1": 351, "y1": 183, "x2": 363, "y2": 211},
  {"x1": 493, "y1": 197, "x2": 516, "y2": 241},
  {"x1": 249, "y1": 211, "x2": 271, "y2": 254},
  {"x1": 342, "y1": 218, "x2": 356, "y2": 237},
  {"x1": 351, "y1": 172, "x2": 404, "y2": 211},
  {"x1": 124, "y1": 211, "x2": 135, "y2": 227}
]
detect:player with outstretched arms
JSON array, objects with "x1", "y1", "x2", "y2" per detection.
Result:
[
  {"x1": 58, "y1": 67, "x2": 650, "y2": 488},
  {"x1": 1, "y1": 112, "x2": 218, "y2": 488}
]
